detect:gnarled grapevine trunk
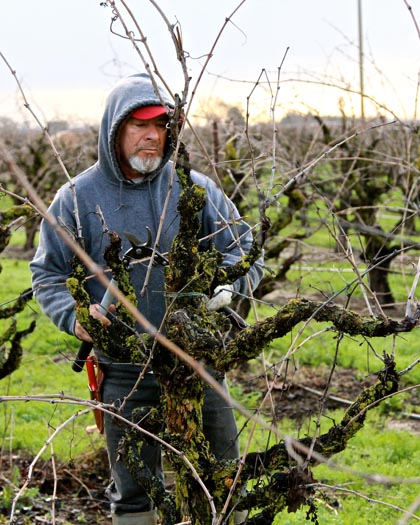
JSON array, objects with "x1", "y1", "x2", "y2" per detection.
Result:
[{"x1": 68, "y1": 142, "x2": 418, "y2": 525}]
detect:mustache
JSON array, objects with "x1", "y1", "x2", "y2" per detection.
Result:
[{"x1": 133, "y1": 144, "x2": 159, "y2": 153}]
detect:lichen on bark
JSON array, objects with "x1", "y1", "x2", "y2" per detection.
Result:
[
  {"x1": 213, "y1": 298, "x2": 415, "y2": 372},
  {"x1": 65, "y1": 140, "x2": 419, "y2": 524},
  {"x1": 0, "y1": 204, "x2": 34, "y2": 253},
  {"x1": 0, "y1": 318, "x2": 36, "y2": 380},
  {"x1": 66, "y1": 230, "x2": 145, "y2": 363},
  {"x1": 0, "y1": 204, "x2": 36, "y2": 379}
]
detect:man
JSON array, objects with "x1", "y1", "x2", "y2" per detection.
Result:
[{"x1": 31, "y1": 73, "x2": 263, "y2": 525}]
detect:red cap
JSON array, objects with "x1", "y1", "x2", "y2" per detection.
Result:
[{"x1": 131, "y1": 105, "x2": 167, "y2": 120}]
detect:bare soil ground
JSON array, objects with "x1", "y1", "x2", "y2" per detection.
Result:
[{"x1": 0, "y1": 448, "x2": 111, "y2": 524}]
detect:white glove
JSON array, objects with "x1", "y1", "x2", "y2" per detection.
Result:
[{"x1": 207, "y1": 284, "x2": 234, "y2": 311}]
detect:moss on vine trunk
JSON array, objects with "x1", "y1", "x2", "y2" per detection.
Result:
[{"x1": 65, "y1": 140, "x2": 418, "y2": 525}]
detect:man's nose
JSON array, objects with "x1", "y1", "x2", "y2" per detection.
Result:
[{"x1": 144, "y1": 124, "x2": 160, "y2": 139}]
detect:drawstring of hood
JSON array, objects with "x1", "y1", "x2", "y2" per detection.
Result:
[
  {"x1": 115, "y1": 180, "x2": 126, "y2": 212},
  {"x1": 148, "y1": 180, "x2": 161, "y2": 241}
]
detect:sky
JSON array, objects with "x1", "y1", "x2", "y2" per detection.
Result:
[{"x1": 1, "y1": 0, "x2": 419, "y2": 126}]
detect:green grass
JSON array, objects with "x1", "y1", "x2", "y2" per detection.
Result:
[
  {"x1": 235, "y1": 402, "x2": 420, "y2": 525},
  {"x1": 276, "y1": 412, "x2": 420, "y2": 524},
  {"x1": 234, "y1": 401, "x2": 420, "y2": 524}
]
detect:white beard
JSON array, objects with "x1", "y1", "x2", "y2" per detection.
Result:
[{"x1": 129, "y1": 155, "x2": 162, "y2": 174}]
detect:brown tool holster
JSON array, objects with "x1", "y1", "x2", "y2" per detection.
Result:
[{"x1": 86, "y1": 355, "x2": 105, "y2": 434}]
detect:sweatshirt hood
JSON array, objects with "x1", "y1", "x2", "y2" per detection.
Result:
[{"x1": 98, "y1": 73, "x2": 175, "y2": 184}]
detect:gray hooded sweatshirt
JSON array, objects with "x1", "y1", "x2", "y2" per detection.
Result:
[{"x1": 30, "y1": 73, "x2": 263, "y2": 341}]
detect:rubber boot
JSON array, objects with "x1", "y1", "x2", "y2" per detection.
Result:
[{"x1": 111, "y1": 509, "x2": 158, "y2": 525}]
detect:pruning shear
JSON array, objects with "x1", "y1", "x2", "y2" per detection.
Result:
[
  {"x1": 72, "y1": 228, "x2": 168, "y2": 373},
  {"x1": 123, "y1": 227, "x2": 168, "y2": 267}
]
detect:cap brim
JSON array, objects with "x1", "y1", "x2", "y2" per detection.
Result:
[{"x1": 131, "y1": 105, "x2": 167, "y2": 120}]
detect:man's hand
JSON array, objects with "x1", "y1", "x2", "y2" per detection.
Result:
[
  {"x1": 207, "y1": 284, "x2": 234, "y2": 311},
  {"x1": 74, "y1": 304, "x2": 115, "y2": 342}
]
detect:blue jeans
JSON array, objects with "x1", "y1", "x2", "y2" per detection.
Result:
[{"x1": 101, "y1": 361, "x2": 240, "y2": 515}]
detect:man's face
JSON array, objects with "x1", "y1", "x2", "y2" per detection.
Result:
[{"x1": 118, "y1": 114, "x2": 168, "y2": 179}]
